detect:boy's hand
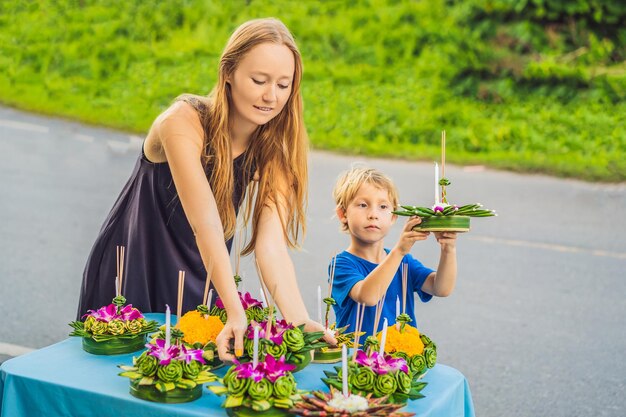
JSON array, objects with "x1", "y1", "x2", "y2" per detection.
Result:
[
  {"x1": 395, "y1": 216, "x2": 430, "y2": 255},
  {"x1": 434, "y1": 231, "x2": 458, "y2": 252}
]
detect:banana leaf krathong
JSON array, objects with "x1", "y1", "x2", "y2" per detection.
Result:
[
  {"x1": 321, "y1": 350, "x2": 427, "y2": 404},
  {"x1": 118, "y1": 337, "x2": 216, "y2": 403},
  {"x1": 69, "y1": 296, "x2": 159, "y2": 354},
  {"x1": 378, "y1": 319, "x2": 437, "y2": 379},
  {"x1": 208, "y1": 354, "x2": 301, "y2": 414},
  {"x1": 240, "y1": 319, "x2": 327, "y2": 372}
]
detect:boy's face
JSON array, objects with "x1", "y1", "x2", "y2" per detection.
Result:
[{"x1": 338, "y1": 182, "x2": 396, "y2": 244}]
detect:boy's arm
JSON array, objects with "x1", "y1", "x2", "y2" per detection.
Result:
[
  {"x1": 421, "y1": 232, "x2": 458, "y2": 297},
  {"x1": 350, "y1": 217, "x2": 428, "y2": 305}
]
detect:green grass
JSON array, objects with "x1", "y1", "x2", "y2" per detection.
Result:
[{"x1": 1, "y1": 0, "x2": 624, "y2": 181}]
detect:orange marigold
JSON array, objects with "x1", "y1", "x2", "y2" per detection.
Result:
[
  {"x1": 178, "y1": 310, "x2": 224, "y2": 346},
  {"x1": 377, "y1": 324, "x2": 424, "y2": 356}
]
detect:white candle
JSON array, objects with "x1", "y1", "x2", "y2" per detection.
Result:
[
  {"x1": 207, "y1": 289, "x2": 213, "y2": 308},
  {"x1": 434, "y1": 162, "x2": 439, "y2": 205},
  {"x1": 341, "y1": 344, "x2": 348, "y2": 397},
  {"x1": 317, "y1": 285, "x2": 322, "y2": 324},
  {"x1": 379, "y1": 318, "x2": 388, "y2": 355},
  {"x1": 395, "y1": 296, "x2": 401, "y2": 330},
  {"x1": 165, "y1": 305, "x2": 171, "y2": 349},
  {"x1": 252, "y1": 326, "x2": 260, "y2": 368},
  {"x1": 115, "y1": 278, "x2": 119, "y2": 298}
]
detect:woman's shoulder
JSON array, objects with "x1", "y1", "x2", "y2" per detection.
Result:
[{"x1": 153, "y1": 95, "x2": 208, "y2": 139}]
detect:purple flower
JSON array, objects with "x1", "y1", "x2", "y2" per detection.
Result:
[
  {"x1": 354, "y1": 350, "x2": 376, "y2": 368},
  {"x1": 241, "y1": 292, "x2": 263, "y2": 309},
  {"x1": 179, "y1": 344, "x2": 206, "y2": 365},
  {"x1": 246, "y1": 320, "x2": 286, "y2": 345},
  {"x1": 262, "y1": 354, "x2": 295, "y2": 383},
  {"x1": 84, "y1": 304, "x2": 119, "y2": 322},
  {"x1": 233, "y1": 360, "x2": 265, "y2": 382},
  {"x1": 383, "y1": 355, "x2": 409, "y2": 374},
  {"x1": 146, "y1": 338, "x2": 181, "y2": 366},
  {"x1": 118, "y1": 305, "x2": 143, "y2": 321},
  {"x1": 433, "y1": 205, "x2": 445, "y2": 213}
]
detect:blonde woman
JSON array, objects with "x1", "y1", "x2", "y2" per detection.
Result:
[{"x1": 78, "y1": 18, "x2": 334, "y2": 361}]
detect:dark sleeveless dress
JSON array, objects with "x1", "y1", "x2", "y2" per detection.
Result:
[{"x1": 77, "y1": 98, "x2": 252, "y2": 317}]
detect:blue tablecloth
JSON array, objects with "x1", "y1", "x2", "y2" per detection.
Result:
[{"x1": 0, "y1": 314, "x2": 474, "y2": 417}]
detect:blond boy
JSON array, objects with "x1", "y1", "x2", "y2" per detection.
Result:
[{"x1": 330, "y1": 167, "x2": 458, "y2": 337}]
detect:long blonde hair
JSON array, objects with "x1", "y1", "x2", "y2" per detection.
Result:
[{"x1": 190, "y1": 18, "x2": 308, "y2": 255}]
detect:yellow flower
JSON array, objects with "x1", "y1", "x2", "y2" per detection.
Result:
[
  {"x1": 178, "y1": 310, "x2": 224, "y2": 346},
  {"x1": 377, "y1": 324, "x2": 424, "y2": 356}
]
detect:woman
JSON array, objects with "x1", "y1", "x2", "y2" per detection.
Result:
[{"x1": 78, "y1": 18, "x2": 334, "y2": 361}]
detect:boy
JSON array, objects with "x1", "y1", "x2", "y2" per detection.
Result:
[{"x1": 331, "y1": 167, "x2": 458, "y2": 337}]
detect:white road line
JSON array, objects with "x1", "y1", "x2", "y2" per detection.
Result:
[
  {"x1": 469, "y1": 235, "x2": 626, "y2": 260},
  {"x1": 0, "y1": 342, "x2": 35, "y2": 356},
  {"x1": 73, "y1": 133, "x2": 94, "y2": 143},
  {"x1": 0, "y1": 119, "x2": 49, "y2": 133}
]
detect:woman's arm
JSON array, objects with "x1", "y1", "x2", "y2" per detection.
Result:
[{"x1": 157, "y1": 101, "x2": 247, "y2": 361}]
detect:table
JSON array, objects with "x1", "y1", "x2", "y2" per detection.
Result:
[{"x1": 1, "y1": 314, "x2": 475, "y2": 417}]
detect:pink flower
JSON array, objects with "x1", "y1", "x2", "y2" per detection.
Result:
[
  {"x1": 233, "y1": 360, "x2": 265, "y2": 382},
  {"x1": 147, "y1": 338, "x2": 181, "y2": 366},
  {"x1": 240, "y1": 292, "x2": 263, "y2": 309},
  {"x1": 262, "y1": 355, "x2": 295, "y2": 383},
  {"x1": 246, "y1": 320, "x2": 286, "y2": 345},
  {"x1": 179, "y1": 344, "x2": 206, "y2": 365},
  {"x1": 118, "y1": 305, "x2": 143, "y2": 321},
  {"x1": 84, "y1": 304, "x2": 119, "y2": 322}
]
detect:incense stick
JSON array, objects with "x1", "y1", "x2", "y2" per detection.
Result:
[
  {"x1": 203, "y1": 258, "x2": 213, "y2": 306},
  {"x1": 115, "y1": 245, "x2": 125, "y2": 297},
  {"x1": 177, "y1": 270, "x2": 185, "y2": 328},
  {"x1": 352, "y1": 302, "x2": 366, "y2": 361},
  {"x1": 402, "y1": 262, "x2": 408, "y2": 315},
  {"x1": 372, "y1": 293, "x2": 386, "y2": 336},
  {"x1": 441, "y1": 130, "x2": 446, "y2": 180}
]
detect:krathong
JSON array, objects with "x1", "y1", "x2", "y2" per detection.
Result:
[
  {"x1": 208, "y1": 354, "x2": 300, "y2": 414},
  {"x1": 69, "y1": 295, "x2": 158, "y2": 354},
  {"x1": 241, "y1": 318, "x2": 327, "y2": 372},
  {"x1": 69, "y1": 246, "x2": 158, "y2": 354},
  {"x1": 322, "y1": 349, "x2": 427, "y2": 404},
  {"x1": 393, "y1": 131, "x2": 496, "y2": 232},
  {"x1": 118, "y1": 337, "x2": 216, "y2": 403}
]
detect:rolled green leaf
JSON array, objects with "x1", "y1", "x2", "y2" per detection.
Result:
[
  {"x1": 410, "y1": 354, "x2": 427, "y2": 375},
  {"x1": 283, "y1": 328, "x2": 305, "y2": 352},
  {"x1": 349, "y1": 366, "x2": 376, "y2": 393},
  {"x1": 374, "y1": 373, "x2": 398, "y2": 397},
  {"x1": 91, "y1": 320, "x2": 108, "y2": 335},
  {"x1": 392, "y1": 351, "x2": 409, "y2": 362},
  {"x1": 395, "y1": 369, "x2": 412, "y2": 394},
  {"x1": 265, "y1": 341, "x2": 288, "y2": 358},
  {"x1": 419, "y1": 334, "x2": 433, "y2": 346},
  {"x1": 107, "y1": 320, "x2": 126, "y2": 335},
  {"x1": 247, "y1": 378, "x2": 273, "y2": 401},
  {"x1": 424, "y1": 347, "x2": 437, "y2": 368},
  {"x1": 83, "y1": 316, "x2": 95, "y2": 332},
  {"x1": 125, "y1": 319, "x2": 143, "y2": 334},
  {"x1": 138, "y1": 354, "x2": 158, "y2": 377},
  {"x1": 182, "y1": 360, "x2": 201, "y2": 379},
  {"x1": 156, "y1": 361, "x2": 183, "y2": 383},
  {"x1": 226, "y1": 373, "x2": 251, "y2": 396},
  {"x1": 273, "y1": 375, "x2": 294, "y2": 399}
]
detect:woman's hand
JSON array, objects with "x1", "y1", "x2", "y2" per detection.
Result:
[
  {"x1": 303, "y1": 318, "x2": 338, "y2": 346},
  {"x1": 216, "y1": 308, "x2": 247, "y2": 362}
]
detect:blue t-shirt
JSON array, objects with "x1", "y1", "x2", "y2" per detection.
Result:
[{"x1": 331, "y1": 250, "x2": 434, "y2": 338}]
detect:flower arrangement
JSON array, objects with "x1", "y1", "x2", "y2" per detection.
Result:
[
  {"x1": 393, "y1": 131, "x2": 495, "y2": 232},
  {"x1": 208, "y1": 354, "x2": 300, "y2": 416},
  {"x1": 211, "y1": 291, "x2": 268, "y2": 324},
  {"x1": 242, "y1": 318, "x2": 327, "y2": 372},
  {"x1": 118, "y1": 337, "x2": 216, "y2": 403},
  {"x1": 377, "y1": 314, "x2": 437, "y2": 379},
  {"x1": 69, "y1": 295, "x2": 159, "y2": 355},
  {"x1": 291, "y1": 387, "x2": 416, "y2": 417},
  {"x1": 322, "y1": 350, "x2": 427, "y2": 404},
  {"x1": 177, "y1": 308, "x2": 224, "y2": 369}
]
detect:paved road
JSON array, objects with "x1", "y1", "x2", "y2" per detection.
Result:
[{"x1": 1, "y1": 105, "x2": 625, "y2": 416}]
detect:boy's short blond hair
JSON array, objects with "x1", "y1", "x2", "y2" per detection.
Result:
[{"x1": 333, "y1": 167, "x2": 399, "y2": 232}]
